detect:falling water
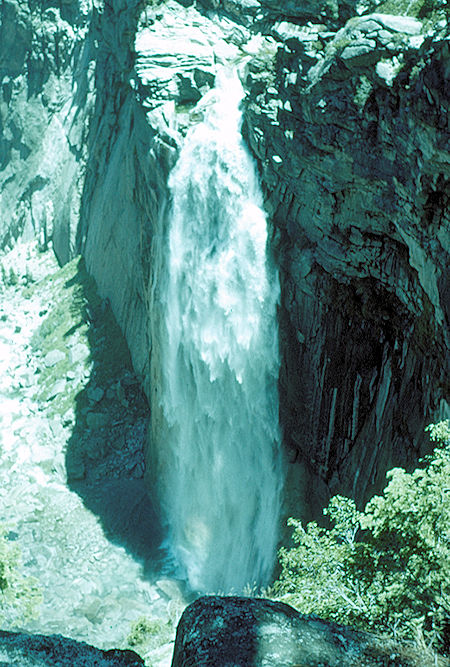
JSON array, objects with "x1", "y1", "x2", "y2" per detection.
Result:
[{"x1": 157, "y1": 69, "x2": 283, "y2": 593}]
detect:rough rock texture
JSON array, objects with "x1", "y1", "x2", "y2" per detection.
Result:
[
  {"x1": 0, "y1": 0, "x2": 449, "y2": 523},
  {"x1": 196, "y1": 0, "x2": 359, "y2": 28},
  {"x1": 243, "y1": 17, "x2": 449, "y2": 511},
  {"x1": 72, "y1": 0, "x2": 450, "y2": 517},
  {"x1": 0, "y1": 630, "x2": 144, "y2": 666},
  {"x1": 0, "y1": 0, "x2": 95, "y2": 263},
  {"x1": 171, "y1": 596, "x2": 424, "y2": 666},
  {"x1": 0, "y1": 0, "x2": 175, "y2": 390},
  {"x1": 76, "y1": 0, "x2": 172, "y2": 390}
]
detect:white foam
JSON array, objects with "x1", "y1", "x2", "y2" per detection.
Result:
[{"x1": 155, "y1": 69, "x2": 283, "y2": 593}]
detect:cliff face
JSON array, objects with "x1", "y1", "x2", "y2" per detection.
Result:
[
  {"x1": 0, "y1": 0, "x2": 448, "y2": 519},
  {"x1": 0, "y1": 0, "x2": 94, "y2": 262},
  {"x1": 75, "y1": 0, "x2": 174, "y2": 394},
  {"x1": 0, "y1": 0, "x2": 174, "y2": 393},
  {"x1": 243, "y1": 14, "x2": 449, "y2": 509}
]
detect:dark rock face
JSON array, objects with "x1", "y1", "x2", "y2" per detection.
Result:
[
  {"x1": 0, "y1": 630, "x2": 144, "y2": 666},
  {"x1": 196, "y1": 0, "x2": 358, "y2": 27},
  {"x1": 243, "y1": 23, "x2": 449, "y2": 511},
  {"x1": 171, "y1": 596, "x2": 421, "y2": 666}
]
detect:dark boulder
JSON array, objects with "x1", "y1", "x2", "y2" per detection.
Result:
[
  {"x1": 0, "y1": 631, "x2": 144, "y2": 666},
  {"x1": 171, "y1": 596, "x2": 426, "y2": 666}
]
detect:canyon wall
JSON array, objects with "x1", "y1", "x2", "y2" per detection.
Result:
[
  {"x1": 243, "y1": 13, "x2": 449, "y2": 511},
  {"x1": 0, "y1": 0, "x2": 94, "y2": 262},
  {"x1": 0, "y1": 0, "x2": 448, "y2": 521}
]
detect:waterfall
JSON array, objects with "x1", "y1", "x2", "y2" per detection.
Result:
[{"x1": 156, "y1": 69, "x2": 283, "y2": 594}]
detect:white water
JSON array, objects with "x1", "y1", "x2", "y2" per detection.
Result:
[{"x1": 157, "y1": 70, "x2": 283, "y2": 593}]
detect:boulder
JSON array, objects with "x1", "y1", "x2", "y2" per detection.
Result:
[
  {"x1": 87, "y1": 385, "x2": 105, "y2": 404},
  {"x1": 43, "y1": 349, "x2": 66, "y2": 368},
  {"x1": 0, "y1": 630, "x2": 144, "y2": 666},
  {"x1": 171, "y1": 596, "x2": 422, "y2": 667}
]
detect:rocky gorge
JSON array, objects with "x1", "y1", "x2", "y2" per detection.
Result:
[
  {"x1": 0, "y1": 241, "x2": 189, "y2": 665},
  {"x1": 0, "y1": 0, "x2": 449, "y2": 663},
  {"x1": 1, "y1": 0, "x2": 448, "y2": 509}
]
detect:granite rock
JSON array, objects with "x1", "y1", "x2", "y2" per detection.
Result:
[
  {"x1": 0, "y1": 0, "x2": 94, "y2": 262},
  {"x1": 0, "y1": 630, "x2": 144, "y2": 667},
  {"x1": 243, "y1": 16, "x2": 449, "y2": 512},
  {"x1": 171, "y1": 596, "x2": 423, "y2": 666}
]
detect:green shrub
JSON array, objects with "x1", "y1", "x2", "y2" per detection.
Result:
[
  {"x1": 0, "y1": 264, "x2": 7, "y2": 286},
  {"x1": 8, "y1": 267, "x2": 18, "y2": 287},
  {"x1": 272, "y1": 420, "x2": 450, "y2": 655},
  {"x1": 127, "y1": 616, "x2": 173, "y2": 649},
  {"x1": 0, "y1": 526, "x2": 42, "y2": 624}
]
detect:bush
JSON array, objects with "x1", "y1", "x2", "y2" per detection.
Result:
[
  {"x1": 127, "y1": 616, "x2": 173, "y2": 650},
  {"x1": 8, "y1": 267, "x2": 18, "y2": 287},
  {"x1": 272, "y1": 421, "x2": 450, "y2": 655},
  {"x1": 0, "y1": 526, "x2": 42, "y2": 625}
]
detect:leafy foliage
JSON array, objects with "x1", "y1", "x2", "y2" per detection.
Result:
[
  {"x1": 272, "y1": 421, "x2": 450, "y2": 655},
  {"x1": 0, "y1": 526, "x2": 42, "y2": 625},
  {"x1": 127, "y1": 616, "x2": 174, "y2": 651}
]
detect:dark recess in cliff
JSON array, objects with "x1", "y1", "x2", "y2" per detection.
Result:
[{"x1": 243, "y1": 29, "x2": 449, "y2": 510}]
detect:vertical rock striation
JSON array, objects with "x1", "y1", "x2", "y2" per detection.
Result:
[
  {"x1": 243, "y1": 17, "x2": 449, "y2": 510},
  {"x1": 77, "y1": 0, "x2": 176, "y2": 390},
  {"x1": 0, "y1": 0, "x2": 95, "y2": 261}
]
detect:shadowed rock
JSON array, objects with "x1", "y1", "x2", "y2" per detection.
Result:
[
  {"x1": 171, "y1": 596, "x2": 425, "y2": 666},
  {"x1": 0, "y1": 631, "x2": 144, "y2": 666}
]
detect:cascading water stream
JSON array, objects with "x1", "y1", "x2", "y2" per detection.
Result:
[{"x1": 156, "y1": 69, "x2": 283, "y2": 593}]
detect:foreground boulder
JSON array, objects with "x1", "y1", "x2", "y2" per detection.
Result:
[
  {"x1": 0, "y1": 631, "x2": 144, "y2": 666},
  {"x1": 171, "y1": 596, "x2": 427, "y2": 666}
]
